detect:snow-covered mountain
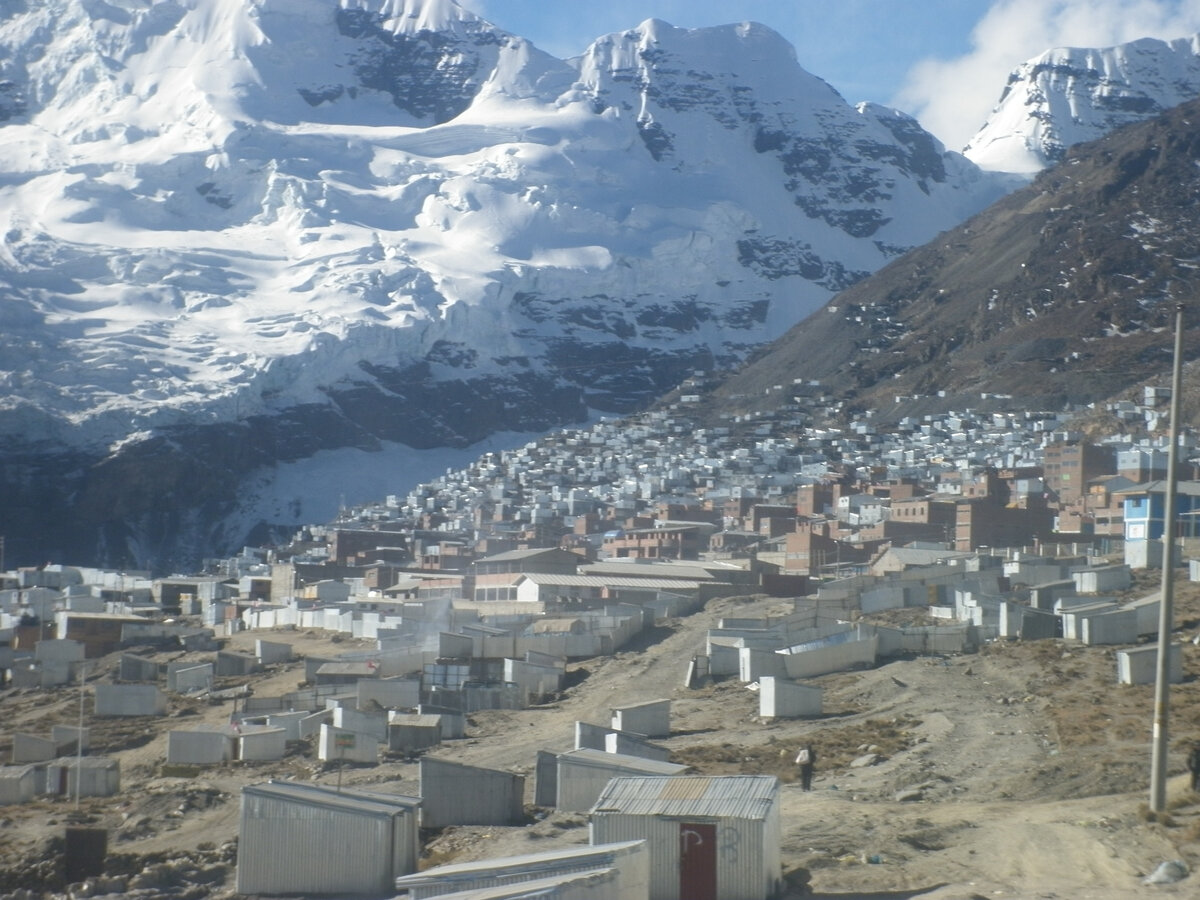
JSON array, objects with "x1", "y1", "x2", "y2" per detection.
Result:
[
  {"x1": 965, "y1": 34, "x2": 1200, "y2": 173},
  {"x1": 2, "y1": 0, "x2": 1022, "y2": 570}
]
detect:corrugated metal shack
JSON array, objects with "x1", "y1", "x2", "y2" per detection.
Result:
[
  {"x1": 555, "y1": 749, "x2": 688, "y2": 813},
  {"x1": 392, "y1": 840, "x2": 649, "y2": 899},
  {"x1": 0, "y1": 765, "x2": 38, "y2": 805},
  {"x1": 589, "y1": 775, "x2": 781, "y2": 900},
  {"x1": 237, "y1": 780, "x2": 420, "y2": 896},
  {"x1": 45, "y1": 757, "x2": 120, "y2": 798},
  {"x1": 419, "y1": 757, "x2": 525, "y2": 827}
]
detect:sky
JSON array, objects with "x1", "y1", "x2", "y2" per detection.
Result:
[{"x1": 460, "y1": 0, "x2": 1200, "y2": 151}]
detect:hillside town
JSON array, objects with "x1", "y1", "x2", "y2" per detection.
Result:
[{"x1": 3, "y1": 382, "x2": 1200, "y2": 898}]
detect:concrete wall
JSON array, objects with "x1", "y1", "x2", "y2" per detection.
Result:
[
  {"x1": 869, "y1": 624, "x2": 972, "y2": 656},
  {"x1": 504, "y1": 658, "x2": 564, "y2": 704},
  {"x1": 418, "y1": 704, "x2": 465, "y2": 739},
  {"x1": 167, "y1": 662, "x2": 214, "y2": 694},
  {"x1": 1080, "y1": 609, "x2": 1138, "y2": 646},
  {"x1": 119, "y1": 654, "x2": 160, "y2": 682},
  {"x1": 387, "y1": 715, "x2": 442, "y2": 753},
  {"x1": 51, "y1": 725, "x2": 89, "y2": 754},
  {"x1": 12, "y1": 733, "x2": 57, "y2": 764},
  {"x1": 299, "y1": 710, "x2": 331, "y2": 740},
  {"x1": 707, "y1": 641, "x2": 741, "y2": 677},
  {"x1": 0, "y1": 766, "x2": 37, "y2": 805},
  {"x1": 34, "y1": 639, "x2": 85, "y2": 664},
  {"x1": 1125, "y1": 595, "x2": 1162, "y2": 636},
  {"x1": 555, "y1": 750, "x2": 687, "y2": 813},
  {"x1": 318, "y1": 724, "x2": 378, "y2": 763},
  {"x1": 261, "y1": 710, "x2": 309, "y2": 741},
  {"x1": 464, "y1": 684, "x2": 524, "y2": 712},
  {"x1": 45, "y1": 759, "x2": 120, "y2": 797},
  {"x1": 611, "y1": 700, "x2": 670, "y2": 738},
  {"x1": 738, "y1": 647, "x2": 789, "y2": 683},
  {"x1": 604, "y1": 732, "x2": 671, "y2": 763},
  {"x1": 1117, "y1": 643, "x2": 1183, "y2": 685},
  {"x1": 1015, "y1": 606, "x2": 1059, "y2": 640},
  {"x1": 535, "y1": 750, "x2": 558, "y2": 808},
  {"x1": 1074, "y1": 565, "x2": 1132, "y2": 594},
  {"x1": 215, "y1": 651, "x2": 261, "y2": 677},
  {"x1": 255, "y1": 640, "x2": 293, "y2": 665},
  {"x1": 576, "y1": 720, "x2": 629, "y2": 751},
  {"x1": 759, "y1": 677, "x2": 822, "y2": 719},
  {"x1": 239, "y1": 727, "x2": 287, "y2": 761},
  {"x1": 779, "y1": 633, "x2": 878, "y2": 679},
  {"x1": 93, "y1": 684, "x2": 166, "y2": 717},
  {"x1": 358, "y1": 676, "x2": 421, "y2": 711},
  {"x1": 419, "y1": 757, "x2": 525, "y2": 828},
  {"x1": 167, "y1": 729, "x2": 234, "y2": 765},
  {"x1": 438, "y1": 632, "x2": 475, "y2": 659},
  {"x1": 1061, "y1": 603, "x2": 1119, "y2": 641},
  {"x1": 332, "y1": 706, "x2": 388, "y2": 743}
]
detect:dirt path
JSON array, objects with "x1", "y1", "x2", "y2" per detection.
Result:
[{"x1": 4, "y1": 598, "x2": 1200, "y2": 898}]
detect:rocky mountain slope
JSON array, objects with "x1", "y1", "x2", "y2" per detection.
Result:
[
  {"x1": 703, "y1": 97, "x2": 1200, "y2": 425},
  {"x1": 966, "y1": 33, "x2": 1200, "y2": 173},
  {"x1": 0, "y1": 0, "x2": 1012, "y2": 571},
  {"x1": 4, "y1": 2, "x2": 1200, "y2": 571}
]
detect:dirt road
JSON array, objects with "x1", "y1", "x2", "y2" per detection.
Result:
[{"x1": 3, "y1": 592, "x2": 1200, "y2": 898}]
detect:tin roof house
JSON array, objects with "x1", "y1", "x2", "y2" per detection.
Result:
[
  {"x1": 590, "y1": 775, "x2": 782, "y2": 900},
  {"x1": 237, "y1": 780, "x2": 420, "y2": 896}
]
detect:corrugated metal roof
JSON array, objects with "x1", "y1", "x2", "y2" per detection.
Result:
[
  {"x1": 591, "y1": 775, "x2": 778, "y2": 819},
  {"x1": 244, "y1": 780, "x2": 420, "y2": 816},
  {"x1": 580, "y1": 562, "x2": 718, "y2": 581},
  {"x1": 518, "y1": 574, "x2": 701, "y2": 590},
  {"x1": 393, "y1": 841, "x2": 644, "y2": 889},
  {"x1": 559, "y1": 748, "x2": 687, "y2": 775}
]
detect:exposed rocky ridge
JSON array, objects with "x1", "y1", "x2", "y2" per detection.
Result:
[
  {"x1": 0, "y1": 0, "x2": 1012, "y2": 571},
  {"x1": 702, "y1": 98, "x2": 1200, "y2": 425},
  {"x1": 966, "y1": 33, "x2": 1200, "y2": 172},
  {"x1": 6, "y1": 4, "x2": 1200, "y2": 571}
]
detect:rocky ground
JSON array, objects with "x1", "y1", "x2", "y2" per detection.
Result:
[{"x1": 4, "y1": 578, "x2": 1200, "y2": 899}]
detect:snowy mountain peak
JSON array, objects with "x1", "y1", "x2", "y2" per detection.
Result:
[
  {"x1": 0, "y1": 0, "x2": 1013, "y2": 569},
  {"x1": 965, "y1": 33, "x2": 1200, "y2": 173},
  {"x1": 339, "y1": 0, "x2": 483, "y2": 34}
]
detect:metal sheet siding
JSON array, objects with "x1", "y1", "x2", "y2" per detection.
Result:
[
  {"x1": 556, "y1": 752, "x2": 686, "y2": 813},
  {"x1": 236, "y1": 785, "x2": 418, "y2": 895},
  {"x1": 420, "y1": 758, "x2": 523, "y2": 827},
  {"x1": 591, "y1": 814, "x2": 682, "y2": 900},
  {"x1": 589, "y1": 776, "x2": 781, "y2": 900},
  {"x1": 394, "y1": 841, "x2": 648, "y2": 900},
  {"x1": 591, "y1": 774, "x2": 776, "y2": 819}
]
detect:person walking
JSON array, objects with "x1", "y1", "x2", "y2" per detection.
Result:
[
  {"x1": 796, "y1": 743, "x2": 816, "y2": 791},
  {"x1": 1188, "y1": 741, "x2": 1200, "y2": 792}
]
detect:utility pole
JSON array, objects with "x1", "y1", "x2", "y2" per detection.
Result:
[{"x1": 1150, "y1": 303, "x2": 1185, "y2": 813}]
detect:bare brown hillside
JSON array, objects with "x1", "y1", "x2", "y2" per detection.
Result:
[{"x1": 4, "y1": 587, "x2": 1200, "y2": 898}]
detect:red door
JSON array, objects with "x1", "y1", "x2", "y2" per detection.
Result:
[{"x1": 679, "y1": 822, "x2": 717, "y2": 900}]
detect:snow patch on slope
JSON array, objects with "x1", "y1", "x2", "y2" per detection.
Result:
[{"x1": 966, "y1": 34, "x2": 1200, "y2": 174}]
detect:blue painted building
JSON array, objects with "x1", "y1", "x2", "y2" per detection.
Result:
[{"x1": 1117, "y1": 480, "x2": 1200, "y2": 567}]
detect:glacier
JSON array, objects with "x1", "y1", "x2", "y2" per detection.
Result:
[
  {"x1": 0, "y1": 0, "x2": 1048, "y2": 569},
  {"x1": 965, "y1": 34, "x2": 1200, "y2": 173}
]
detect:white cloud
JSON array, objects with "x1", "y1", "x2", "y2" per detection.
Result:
[{"x1": 896, "y1": 0, "x2": 1200, "y2": 151}]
